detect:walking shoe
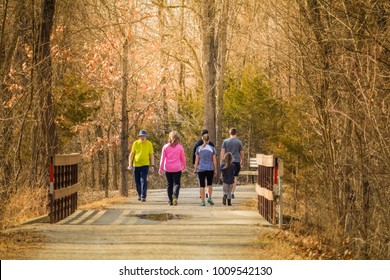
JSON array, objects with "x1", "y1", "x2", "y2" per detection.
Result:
[
  {"x1": 206, "y1": 193, "x2": 208, "y2": 198},
  {"x1": 141, "y1": 198, "x2": 146, "y2": 202},
  {"x1": 223, "y1": 195, "x2": 227, "y2": 205},
  {"x1": 227, "y1": 199, "x2": 232, "y2": 206},
  {"x1": 138, "y1": 197, "x2": 141, "y2": 201},
  {"x1": 207, "y1": 198, "x2": 214, "y2": 205},
  {"x1": 231, "y1": 194, "x2": 235, "y2": 199},
  {"x1": 172, "y1": 195, "x2": 178, "y2": 206},
  {"x1": 201, "y1": 201, "x2": 206, "y2": 206}
]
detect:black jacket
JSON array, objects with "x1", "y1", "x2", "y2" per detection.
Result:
[{"x1": 192, "y1": 139, "x2": 214, "y2": 164}]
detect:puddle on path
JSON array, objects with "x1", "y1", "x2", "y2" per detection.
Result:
[{"x1": 127, "y1": 213, "x2": 189, "y2": 222}]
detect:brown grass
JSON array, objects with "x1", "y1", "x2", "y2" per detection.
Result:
[
  {"x1": 0, "y1": 187, "x2": 48, "y2": 230},
  {"x1": 238, "y1": 197, "x2": 258, "y2": 211},
  {"x1": 78, "y1": 190, "x2": 130, "y2": 210}
]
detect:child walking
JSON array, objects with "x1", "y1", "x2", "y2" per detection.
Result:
[{"x1": 220, "y1": 152, "x2": 236, "y2": 206}]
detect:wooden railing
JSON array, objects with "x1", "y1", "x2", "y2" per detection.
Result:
[
  {"x1": 49, "y1": 154, "x2": 81, "y2": 223},
  {"x1": 255, "y1": 154, "x2": 283, "y2": 227}
]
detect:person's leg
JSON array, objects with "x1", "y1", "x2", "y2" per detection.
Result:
[
  {"x1": 140, "y1": 165, "x2": 149, "y2": 200},
  {"x1": 134, "y1": 167, "x2": 142, "y2": 200},
  {"x1": 227, "y1": 184, "x2": 233, "y2": 206},
  {"x1": 222, "y1": 183, "x2": 228, "y2": 205},
  {"x1": 198, "y1": 172, "x2": 206, "y2": 205},
  {"x1": 199, "y1": 187, "x2": 205, "y2": 205},
  {"x1": 172, "y1": 171, "x2": 182, "y2": 199},
  {"x1": 165, "y1": 171, "x2": 174, "y2": 205},
  {"x1": 206, "y1": 171, "x2": 214, "y2": 205},
  {"x1": 231, "y1": 176, "x2": 238, "y2": 197},
  {"x1": 231, "y1": 162, "x2": 241, "y2": 198}
]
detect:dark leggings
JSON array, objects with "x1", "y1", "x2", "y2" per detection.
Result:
[
  {"x1": 197, "y1": 170, "x2": 214, "y2": 188},
  {"x1": 165, "y1": 171, "x2": 182, "y2": 203}
]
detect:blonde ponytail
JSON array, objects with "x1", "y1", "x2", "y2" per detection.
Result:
[{"x1": 201, "y1": 134, "x2": 210, "y2": 149}]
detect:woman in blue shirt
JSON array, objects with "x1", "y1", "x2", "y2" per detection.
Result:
[{"x1": 194, "y1": 134, "x2": 217, "y2": 206}]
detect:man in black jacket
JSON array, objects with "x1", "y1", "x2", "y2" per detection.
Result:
[{"x1": 192, "y1": 129, "x2": 215, "y2": 164}]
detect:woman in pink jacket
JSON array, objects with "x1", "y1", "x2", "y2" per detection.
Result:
[{"x1": 159, "y1": 131, "x2": 187, "y2": 206}]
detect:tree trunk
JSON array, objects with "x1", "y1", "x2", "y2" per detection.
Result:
[
  {"x1": 119, "y1": 38, "x2": 129, "y2": 197},
  {"x1": 215, "y1": 0, "x2": 230, "y2": 180},
  {"x1": 112, "y1": 149, "x2": 118, "y2": 190},
  {"x1": 201, "y1": 0, "x2": 217, "y2": 143},
  {"x1": 0, "y1": 0, "x2": 27, "y2": 189},
  {"x1": 104, "y1": 147, "x2": 109, "y2": 198},
  {"x1": 158, "y1": 0, "x2": 169, "y2": 135},
  {"x1": 95, "y1": 124, "x2": 105, "y2": 190},
  {"x1": 35, "y1": 0, "x2": 58, "y2": 183},
  {"x1": 215, "y1": 0, "x2": 229, "y2": 144},
  {"x1": 178, "y1": 0, "x2": 186, "y2": 102}
]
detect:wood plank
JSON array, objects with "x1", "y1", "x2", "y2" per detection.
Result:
[
  {"x1": 240, "y1": 170, "x2": 258, "y2": 176},
  {"x1": 256, "y1": 154, "x2": 275, "y2": 167},
  {"x1": 53, "y1": 183, "x2": 80, "y2": 200},
  {"x1": 54, "y1": 153, "x2": 81, "y2": 166},
  {"x1": 256, "y1": 183, "x2": 274, "y2": 201}
]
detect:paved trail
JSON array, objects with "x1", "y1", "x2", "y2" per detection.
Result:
[{"x1": 12, "y1": 185, "x2": 273, "y2": 259}]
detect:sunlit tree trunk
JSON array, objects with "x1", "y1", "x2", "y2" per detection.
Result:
[
  {"x1": 215, "y1": 0, "x2": 229, "y2": 161},
  {"x1": 119, "y1": 38, "x2": 129, "y2": 197},
  {"x1": 158, "y1": 0, "x2": 169, "y2": 135},
  {"x1": 201, "y1": 0, "x2": 217, "y2": 143}
]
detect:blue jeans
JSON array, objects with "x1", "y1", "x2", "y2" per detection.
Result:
[
  {"x1": 134, "y1": 166, "x2": 149, "y2": 199},
  {"x1": 165, "y1": 171, "x2": 182, "y2": 204}
]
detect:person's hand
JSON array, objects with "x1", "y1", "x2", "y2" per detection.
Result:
[
  {"x1": 213, "y1": 171, "x2": 217, "y2": 178},
  {"x1": 150, "y1": 165, "x2": 155, "y2": 173},
  {"x1": 127, "y1": 166, "x2": 133, "y2": 172}
]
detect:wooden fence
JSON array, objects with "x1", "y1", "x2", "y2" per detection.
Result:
[
  {"x1": 255, "y1": 154, "x2": 283, "y2": 227},
  {"x1": 49, "y1": 154, "x2": 81, "y2": 223}
]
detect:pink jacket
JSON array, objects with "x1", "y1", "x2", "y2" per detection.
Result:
[{"x1": 159, "y1": 144, "x2": 187, "y2": 173}]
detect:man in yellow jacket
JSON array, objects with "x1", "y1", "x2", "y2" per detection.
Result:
[{"x1": 128, "y1": 130, "x2": 155, "y2": 202}]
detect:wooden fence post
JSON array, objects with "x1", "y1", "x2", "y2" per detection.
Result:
[
  {"x1": 49, "y1": 153, "x2": 81, "y2": 223},
  {"x1": 256, "y1": 154, "x2": 283, "y2": 226}
]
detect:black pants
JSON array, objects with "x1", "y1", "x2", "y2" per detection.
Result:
[{"x1": 165, "y1": 171, "x2": 182, "y2": 204}]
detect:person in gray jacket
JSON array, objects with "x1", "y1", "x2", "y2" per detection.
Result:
[{"x1": 220, "y1": 128, "x2": 243, "y2": 199}]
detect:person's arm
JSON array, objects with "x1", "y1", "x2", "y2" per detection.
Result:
[
  {"x1": 149, "y1": 152, "x2": 155, "y2": 173},
  {"x1": 150, "y1": 142, "x2": 155, "y2": 166},
  {"x1": 150, "y1": 153, "x2": 155, "y2": 166},
  {"x1": 194, "y1": 154, "x2": 200, "y2": 173},
  {"x1": 180, "y1": 146, "x2": 187, "y2": 171},
  {"x1": 192, "y1": 142, "x2": 199, "y2": 165},
  {"x1": 220, "y1": 147, "x2": 226, "y2": 164},
  {"x1": 127, "y1": 144, "x2": 135, "y2": 170},
  {"x1": 240, "y1": 150, "x2": 244, "y2": 167},
  {"x1": 213, "y1": 154, "x2": 217, "y2": 177},
  {"x1": 159, "y1": 146, "x2": 165, "y2": 175}
]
